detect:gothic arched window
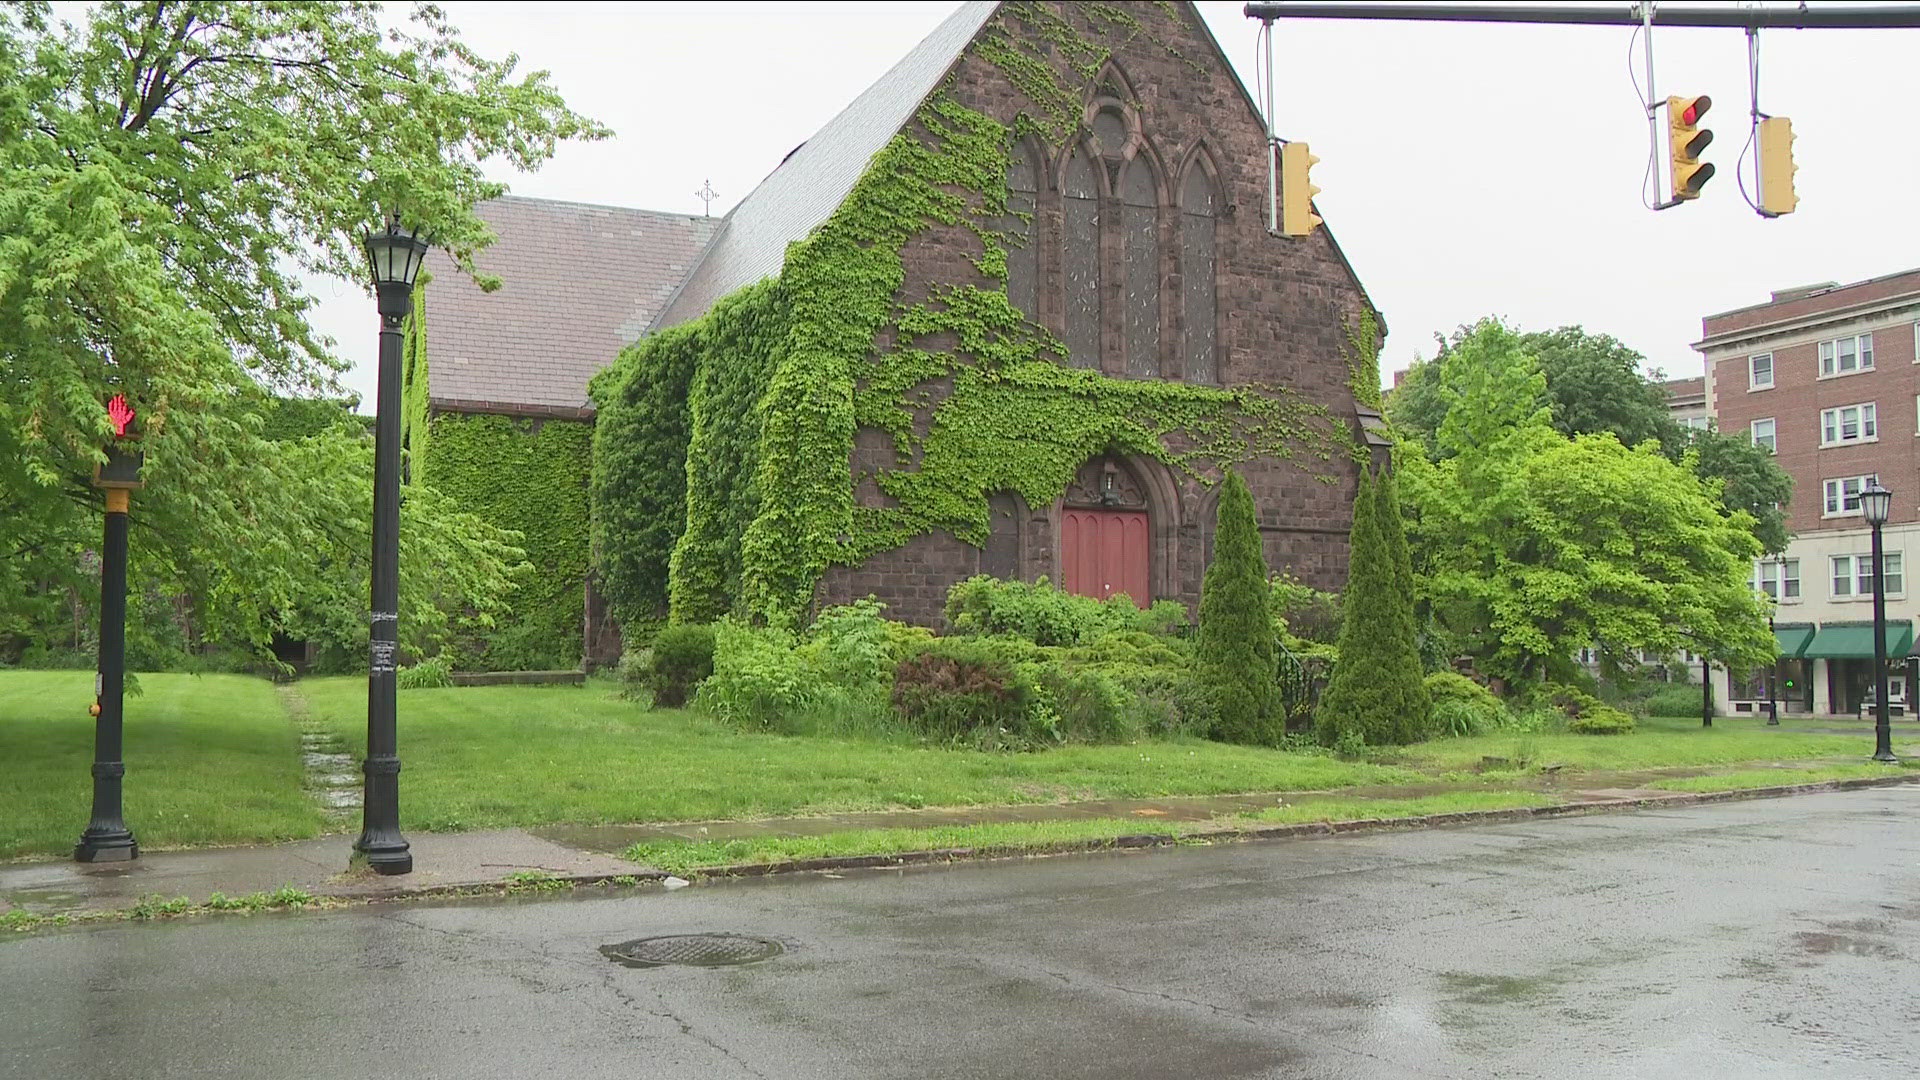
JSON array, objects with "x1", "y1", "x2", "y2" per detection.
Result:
[
  {"x1": 1062, "y1": 147, "x2": 1101, "y2": 369},
  {"x1": 1121, "y1": 159, "x2": 1160, "y2": 378},
  {"x1": 1004, "y1": 142, "x2": 1039, "y2": 319},
  {"x1": 1181, "y1": 166, "x2": 1219, "y2": 384}
]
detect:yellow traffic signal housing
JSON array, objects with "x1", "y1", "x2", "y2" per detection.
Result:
[
  {"x1": 1279, "y1": 141, "x2": 1322, "y2": 237},
  {"x1": 1666, "y1": 94, "x2": 1715, "y2": 201},
  {"x1": 1756, "y1": 116, "x2": 1797, "y2": 217}
]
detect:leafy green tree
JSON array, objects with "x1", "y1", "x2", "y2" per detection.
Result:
[
  {"x1": 1524, "y1": 326, "x2": 1681, "y2": 452},
  {"x1": 0, "y1": 1, "x2": 603, "y2": 656},
  {"x1": 1685, "y1": 427, "x2": 1794, "y2": 555},
  {"x1": 1399, "y1": 323, "x2": 1774, "y2": 683},
  {"x1": 1197, "y1": 470, "x2": 1282, "y2": 745},
  {"x1": 1317, "y1": 468, "x2": 1431, "y2": 746}
]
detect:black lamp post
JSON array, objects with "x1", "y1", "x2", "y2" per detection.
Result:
[
  {"x1": 1861, "y1": 482, "x2": 1898, "y2": 763},
  {"x1": 354, "y1": 212, "x2": 430, "y2": 875},
  {"x1": 1767, "y1": 555, "x2": 1780, "y2": 726},
  {"x1": 75, "y1": 400, "x2": 143, "y2": 863}
]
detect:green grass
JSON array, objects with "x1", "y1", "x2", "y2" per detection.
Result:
[
  {"x1": 1383, "y1": 715, "x2": 1911, "y2": 773},
  {"x1": 0, "y1": 672, "x2": 324, "y2": 859},
  {"x1": 1648, "y1": 763, "x2": 1917, "y2": 793},
  {"x1": 295, "y1": 678, "x2": 1418, "y2": 832},
  {"x1": 623, "y1": 792, "x2": 1556, "y2": 875}
]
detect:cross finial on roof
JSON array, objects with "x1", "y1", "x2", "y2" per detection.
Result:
[{"x1": 694, "y1": 179, "x2": 718, "y2": 217}]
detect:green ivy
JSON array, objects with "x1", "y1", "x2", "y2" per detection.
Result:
[
  {"x1": 591, "y1": 3, "x2": 1343, "y2": 630},
  {"x1": 400, "y1": 273, "x2": 431, "y2": 471},
  {"x1": 416, "y1": 412, "x2": 590, "y2": 670}
]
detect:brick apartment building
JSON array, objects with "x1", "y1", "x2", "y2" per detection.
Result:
[{"x1": 1698, "y1": 268, "x2": 1920, "y2": 717}]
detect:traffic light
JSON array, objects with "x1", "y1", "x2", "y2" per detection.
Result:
[
  {"x1": 1666, "y1": 95, "x2": 1714, "y2": 201},
  {"x1": 1280, "y1": 141, "x2": 1322, "y2": 236},
  {"x1": 1756, "y1": 116, "x2": 1797, "y2": 217}
]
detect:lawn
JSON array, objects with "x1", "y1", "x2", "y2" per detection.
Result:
[
  {"x1": 1381, "y1": 715, "x2": 1912, "y2": 773},
  {"x1": 294, "y1": 677, "x2": 1419, "y2": 831},
  {"x1": 623, "y1": 792, "x2": 1558, "y2": 875},
  {"x1": 0, "y1": 672, "x2": 324, "y2": 859}
]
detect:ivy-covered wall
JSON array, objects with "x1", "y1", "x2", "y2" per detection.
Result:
[
  {"x1": 401, "y1": 275, "x2": 592, "y2": 671},
  {"x1": 592, "y1": 1, "x2": 1370, "y2": 631},
  {"x1": 416, "y1": 412, "x2": 590, "y2": 670}
]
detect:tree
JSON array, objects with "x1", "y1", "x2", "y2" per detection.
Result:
[
  {"x1": 1399, "y1": 323, "x2": 1774, "y2": 683},
  {"x1": 1197, "y1": 470, "x2": 1282, "y2": 745},
  {"x1": 1524, "y1": 326, "x2": 1681, "y2": 453},
  {"x1": 1317, "y1": 467, "x2": 1431, "y2": 747},
  {"x1": 1686, "y1": 427, "x2": 1794, "y2": 555},
  {"x1": 1, "y1": 2, "x2": 604, "y2": 656}
]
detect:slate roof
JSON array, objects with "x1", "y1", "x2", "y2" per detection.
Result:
[
  {"x1": 651, "y1": 1, "x2": 998, "y2": 330},
  {"x1": 424, "y1": 196, "x2": 720, "y2": 413}
]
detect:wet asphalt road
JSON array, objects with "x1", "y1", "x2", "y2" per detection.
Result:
[{"x1": 5, "y1": 788, "x2": 1919, "y2": 1080}]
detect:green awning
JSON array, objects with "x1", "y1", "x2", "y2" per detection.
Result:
[
  {"x1": 1773, "y1": 624, "x2": 1815, "y2": 658},
  {"x1": 1802, "y1": 621, "x2": 1914, "y2": 660}
]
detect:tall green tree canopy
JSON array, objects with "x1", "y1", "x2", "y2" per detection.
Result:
[
  {"x1": 1, "y1": 1, "x2": 604, "y2": 653},
  {"x1": 1398, "y1": 322, "x2": 1773, "y2": 683},
  {"x1": 1386, "y1": 317, "x2": 1792, "y2": 556}
]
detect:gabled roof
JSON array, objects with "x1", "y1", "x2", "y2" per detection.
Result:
[
  {"x1": 425, "y1": 196, "x2": 720, "y2": 413},
  {"x1": 651, "y1": 1, "x2": 998, "y2": 330}
]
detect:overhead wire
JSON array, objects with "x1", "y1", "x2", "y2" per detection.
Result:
[
  {"x1": 1735, "y1": 25, "x2": 1764, "y2": 213},
  {"x1": 1626, "y1": 20, "x2": 1657, "y2": 210}
]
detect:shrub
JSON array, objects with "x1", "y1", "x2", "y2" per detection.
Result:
[
  {"x1": 396, "y1": 656, "x2": 453, "y2": 689},
  {"x1": 1424, "y1": 671, "x2": 1501, "y2": 711},
  {"x1": 944, "y1": 575, "x2": 1188, "y2": 646},
  {"x1": 1270, "y1": 573, "x2": 1341, "y2": 648},
  {"x1": 1197, "y1": 471, "x2": 1284, "y2": 746},
  {"x1": 1531, "y1": 681, "x2": 1636, "y2": 735},
  {"x1": 615, "y1": 646, "x2": 652, "y2": 702},
  {"x1": 1317, "y1": 468, "x2": 1431, "y2": 746},
  {"x1": 696, "y1": 622, "x2": 819, "y2": 729},
  {"x1": 1643, "y1": 684, "x2": 1704, "y2": 718},
  {"x1": 648, "y1": 623, "x2": 715, "y2": 707},
  {"x1": 891, "y1": 639, "x2": 1038, "y2": 748},
  {"x1": 1432, "y1": 697, "x2": 1505, "y2": 738},
  {"x1": 1568, "y1": 709, "x2": 1636, "y2": 735},
  {"x1": 802, "y1": 598, "x2": 898, "y2": 699}
]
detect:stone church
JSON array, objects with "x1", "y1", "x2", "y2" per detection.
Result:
[{"x1": 404, "y1": 1, "x2": 1383, "y2": 667}]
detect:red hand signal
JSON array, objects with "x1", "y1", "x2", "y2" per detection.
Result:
[{"x1": 106, "y1": 395, "x2": 136, "y2": 438}]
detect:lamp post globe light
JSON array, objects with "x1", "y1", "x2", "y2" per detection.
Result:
[
  {"x1": 354, "y1": 212, "x2": 431, "y2": 875},
  {"x1": 1860, "y1": 481, "x2": 1898, "y2": 764}
]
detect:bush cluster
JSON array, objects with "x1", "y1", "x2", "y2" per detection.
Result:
[
  {"x1": 1642, "y1": 684, "x2": 1704, "y2": 719},
  {"x1": 1197, "y1": 471, "x2": 1285, "y2": 746},
  {"x1": 1316, "y1": 467, "x2": 1431, "y2": 748},
  {"x1": 1532, "y1": 681, "x2": 1636, "y2": 735},
  {"x1": 1424, "y1": 671, "x2": 1505, "y2": 737},
  {"x1": 944, "y1": 575, "x2": 1188, "y2": 645},
  {"x1": 647, "y1": 624, "x2": 716, "y2": 707},
  {"x1": 396, "y1": 655, "x2": 453, "y2": 690}
]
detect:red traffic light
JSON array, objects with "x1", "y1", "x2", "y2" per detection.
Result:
[
  {"x1": 1678, "y1": 95, "x2": 1710, "y2": 126},
  {"x1": 106, "y1": 394, "x2": 135, "y2": 438}
]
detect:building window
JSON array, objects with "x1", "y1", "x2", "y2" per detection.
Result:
[
  {"x1": 1820, "y1": 402, "x2": 1877, "y2": 446},
  {"x1": 1819, "y1": 333, "x2": 1875, "y2": 377},
  {"x1": 1755, "y1": 558, "x2": 1800, "y2": 599},
  {"x1": 1180, "y1": 167, "x2": 1218, "y2": 384},
  {"x1": 1679, "y1": 415, "x2": 1712, "y2": 431},
  {"x1": 1062, "y1": 147, "x2": 1101, "y2": 369},
  {"x1": 1823, "y1": 473, "x2": 1880, "y2": 517},
  {"x1": 1003, "y1": 141, "x2": 1039, "y2": 320},
  {"x1": 1833, "y1": 552, "x2": 1904, "y2": 598},
  {"x1": 1120, "y1": 157, "x2": 1159, "y2": 378},
  {"x1": 1750, "y1": 417, "x2": 1775, "y2": 452},
  {"x1": 1748, "y1": 353, "x2": 1773, "y2": 389}
]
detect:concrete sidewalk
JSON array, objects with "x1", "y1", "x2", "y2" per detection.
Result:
[{"x1": 0, "y1": 830, "x2": 658, "y2": 917}]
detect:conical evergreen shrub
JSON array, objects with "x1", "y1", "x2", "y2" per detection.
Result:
[
  {"x1": 1317, "y1": 465, "x2": 1431, "y2": 746},
  {"x1": 1197, "y1": 470, "x2": 1283, "y2": 745}
]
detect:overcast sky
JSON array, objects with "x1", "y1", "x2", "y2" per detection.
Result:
[{"x1": 307, "y1": 1, "x2": 1920, "y2": 407}]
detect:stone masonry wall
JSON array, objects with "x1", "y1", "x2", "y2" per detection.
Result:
[{"x1": 822, "y1": 2, "x2": 1372, "y2": 628}]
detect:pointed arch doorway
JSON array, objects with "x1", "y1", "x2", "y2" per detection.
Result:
[{"x1": 1059, "y1": 458, "x2": 1152, "y2": 608}]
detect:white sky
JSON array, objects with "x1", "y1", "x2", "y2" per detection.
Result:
[{"x1": 307, "y1": 1, "x2": 1920, "y2": 408}]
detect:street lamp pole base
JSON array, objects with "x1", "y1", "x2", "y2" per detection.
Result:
[
  {"x1": 74, "y1": 828, "x2": 138, "y2": 863},
  {"x1": 351, "y1": 836, "x2": 413, "y2": 876},
  {"x1": 1872, "y1": 749, "x2": 1900, "y2": 764}
]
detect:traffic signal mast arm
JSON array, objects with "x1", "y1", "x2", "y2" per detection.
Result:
[{"x1": 1242, "y1": 4, "x2": 1920, "y2": 30}]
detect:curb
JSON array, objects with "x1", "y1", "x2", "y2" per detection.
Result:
[{"x1": 667, "y1": 772, "x2": 1920, "y2": 881}]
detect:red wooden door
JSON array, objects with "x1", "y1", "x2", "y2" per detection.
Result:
[{"x1": 1061, "y1": 509, "x2": 1150, "y2": 608}]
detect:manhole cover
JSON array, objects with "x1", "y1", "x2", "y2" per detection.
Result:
[{"x1": 600, "y1": 934, "x2": 784, "y2": 969}]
